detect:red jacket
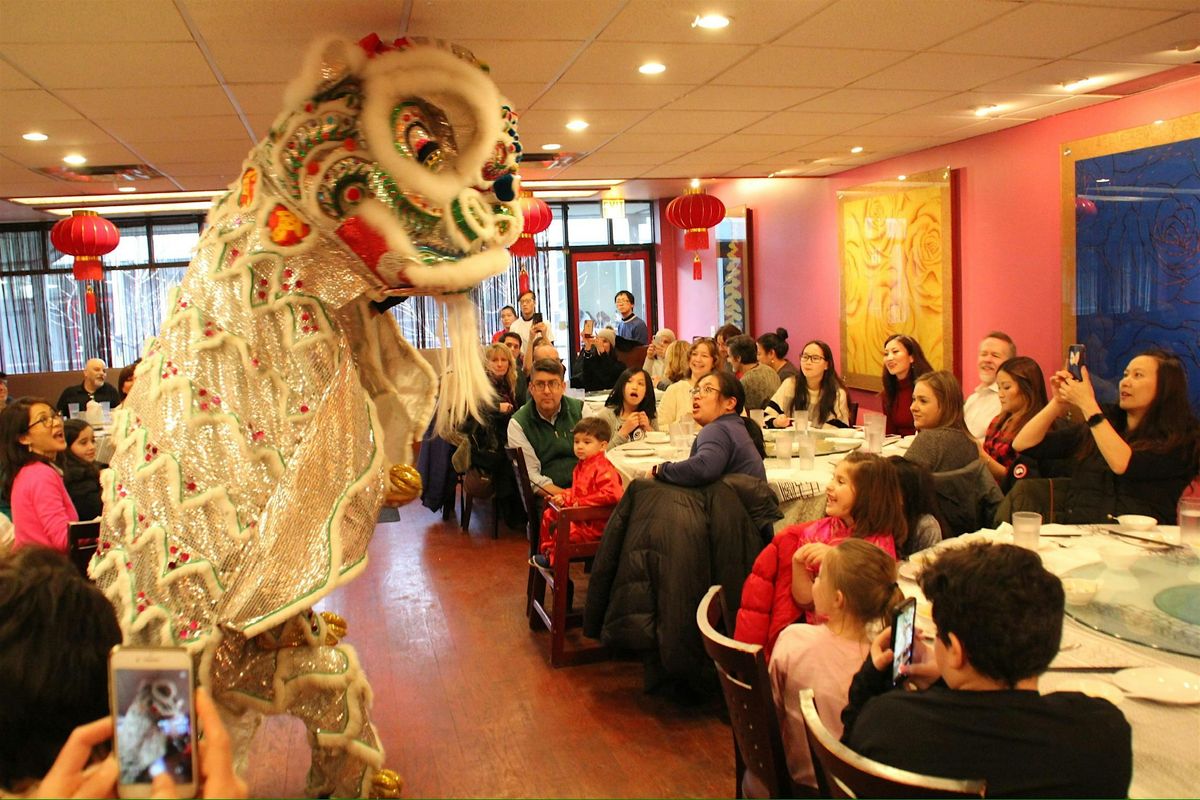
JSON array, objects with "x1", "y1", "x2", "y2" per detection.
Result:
[
  {"x1": 539, "y1": 451, "x2": 624, "y2": 563},
  {"x1": 733, "y1": 516, "x2": 896, "y2": 659}
]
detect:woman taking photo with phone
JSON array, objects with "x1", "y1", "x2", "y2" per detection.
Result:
[
  {"x1": 1013, "y1": 348, "x2": 1200, "y2": 524},
  {"x1": 0, "y1": 398, "x2": 78, "y2": 553},
  {"x1": 879, "y1": 334, "x2": 932, "y2": 436},
  {"x1": 763, "y1": 339, "x2": 850, "y2": 429},
  {"x1": 656, "y1": 337, "x2": 718, "y2": 429}
]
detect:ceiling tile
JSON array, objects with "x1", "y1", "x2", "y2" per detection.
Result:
[
  {"x1": 514, "y1": 108, "x2": 648, "y2": 135},
  {"x1": 134, "y1": 139, "x2": 252, "y2": 164},
  {"x1": 157, "y1": 161, "x2": 245, "y2": 178},
  {"x1": 550, "y1": 164, "x2": 647, "y2": 180},
  {"x1": 0, "y1": 59, "x2": 37, "y2": 91},
  {"x1": 407, "y1": 0, "x2": 624, "y2": 40},
  {"x1": 176, "y1": 175, "x2": 238, "y2": 191},
  {"x1": 0, "y1": 0, "x2": 191, "y2": 43},
  {"x1": 625, "y1": 109, "x2": 768, "y2": 135},
  {"x1": 180, "y1": 0, "x2": 410, "y2": 44},
  {"x1": 0, "y1": 142, "x2": 144, "y2": 169},
  {"x1": 720, "y1": 166, "x2": 778, "y2": 177},
  {"x1": 639, "y1": 164, "x2": 728, "y2": 179},
  {"x1": 973, "y1": 59, "x2": 1175, "y2": 93},
  {"x1": 601, "y1": 132, "x2": 724, "y2": 153},
  {"x1": 776, "y1": 0, "x2": 1018, "y2": 50},
  {"x1": 533, "y1": 82, "x2": 693, "y2": 111},
  {"x1": 2, "y1": 43, "x2": 214, "y2": 89},
  {"x1": 699, "y1": 133, "x2": 826, "y2": 153},
  {"x1": 0, "y1": 118, "x2": 118, "y2": 147},
  {"x1": 598, "y1": 0, "x2": 828, "y2": 45},
  {"x1": 226, "y1": 84, "x2": 289, "y2": 118},
  {"x1": 57, "y1": 86, "x2": 235, "y2": 119},
  {"x1": 740, "y1": 111, "x2": 885, "y2": 136},
  {"x1": 852, "y1": 52, "x2": 1050, "y2": 91},
  {"x1": 559, "y1": 41, "x2": 754, "y2": 86},
  {"x1": 792, "y1": 87, "x2": 955, "y2": 114},
  {"x1": 934, "y1": 3, "x2": 1177, "y2": 59},
  {"x1": 495, "y1": 83, "x2": 549, "y2": 110},
  {"x1": 897, "y1": 91, "x2": 1064, "y2": 118},
  {"x1": 204, "y1": 40, "x2": 309, "y2": 85},
  {"x1": 522, "y1": 132, "x2": 612, "y2": 152},
  {"x1": 667, "y1": 85, "x2": 825, "y2": 111},
  {"x1": 0, "y1": 90, "x2": 86, "y2": 126},
  {"x1": 1072, "y1": 13, "x2": 1200, "y2": 64},
  {"x1": 575, "y1": 149, "x2": 672, "y2": 167},
  {"x1": 848, "y1": 114, "x2": 985, "y2": 137},
  {"x1": 1053, "y1": 0, "x2": 1200, "y2": 8},
  {"x1": 712, "y1": 46, "x2": 911, "y2": 88},
  {"x1": 103, "y1": 116, "x2": 254, "y2": 144}
]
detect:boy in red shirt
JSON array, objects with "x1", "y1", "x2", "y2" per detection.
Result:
[{"x1": 533, "y1": 417, "x2": 624, "y2": 567}]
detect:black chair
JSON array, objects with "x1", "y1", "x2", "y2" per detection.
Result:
[
  {"x1": 696, "y1": 584, "x2": 807, "y2": 798},
  {"x1": 68, "y1": 519, "x2": 101, "y2": 578},
  {"x1": 932, "y1": 460, "x2": 1003, "y2": 537},
  {"x1": 458, "y1": 468, "x2": 500, "y2": 539},
  {"x1": 799, "y1": 688, "x2": 986, "y2": 798}
]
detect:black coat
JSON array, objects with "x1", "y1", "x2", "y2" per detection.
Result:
[
  {"x1": 63, "y1": 456, "x2": 105, "y2": 521},
  {"x1": 584, "y1": 474, "x2": 781, "y2": 681}
]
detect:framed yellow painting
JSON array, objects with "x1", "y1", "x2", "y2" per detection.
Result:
[{"x1": 838, "y1": 168, "x2": 957, "y2": 391}]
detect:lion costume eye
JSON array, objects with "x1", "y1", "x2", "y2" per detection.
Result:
[{"x1": 393, "y1": 100, "x2": 457, "y2": 172}]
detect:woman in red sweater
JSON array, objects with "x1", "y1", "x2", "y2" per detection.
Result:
[
  {"x1": 734, "y1": 451, "x2": 907, "y2": 657},
  {"x1": 879, "y1": 334, "x2": 932, "y2": 436},
  {"x1": 1, "y1": 397, "x2": 77, "y2": 553}
]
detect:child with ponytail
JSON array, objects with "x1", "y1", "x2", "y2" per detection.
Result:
[{"x1": 769, "y1": 539, "x2": 907, "y2": 788}]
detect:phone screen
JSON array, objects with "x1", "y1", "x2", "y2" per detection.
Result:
[
  {"x1": 531, "y1": 312, "x2": 543, "y2": 325},
  {"x1": 583, "y1": 318, "x2": 594, "y2": 335},
  {"x1": 890, "y1": 598, "x2": 917, "y2": 687},
  {"x1": 1067, "y1": 344, "x2": 1086, "y2": 381},
  {"x1": 112, "y1": 662, "x2": 196, "y2": 789}
]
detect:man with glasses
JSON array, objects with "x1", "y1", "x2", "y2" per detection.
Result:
[
  {"x1": 508, "y1": 359, "x2": 583, "y2": 497},
  {"x1": 55, "y1": 358, "x2": 120, "y2": 418},
  {"x1": 614, "y1": 291, "x2": 648, "y2": 346}
]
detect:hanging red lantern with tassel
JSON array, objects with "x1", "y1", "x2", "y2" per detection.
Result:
[
  {"x1": 50, "y1": 210, "x2": 120, "y2": 281},
  {"x1": 665, "y1": 186, "x2": 724, "y2": 280},
  {"x1": 510, "y1": 192, "x2": 552, "y2": 259}
]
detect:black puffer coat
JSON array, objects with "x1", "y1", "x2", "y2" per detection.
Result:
[{"x1": 584, "y1": 474, "x2": 781, "y2": 681}]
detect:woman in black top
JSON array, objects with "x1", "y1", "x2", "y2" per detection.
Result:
[
  {"x1": 1013, "y1": 348, "x2": 1199, "y2": 524},
  {"x1": 62, "y1": 419, "x2": 106, "y2": 521}
]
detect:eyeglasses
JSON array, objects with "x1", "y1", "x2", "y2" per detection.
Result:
[
  {"x1": 531, "y1": 380, "x2": 563, "y2": 392},
  {"x1": 690, "y1": 385, "x2": 720, "y2": 398},
  {"x1": 800, "y1": 354, "x2": 826, "y2": 363},
  {"x1": 27, "y1": 411, "x2": 63, "y2": 430}
]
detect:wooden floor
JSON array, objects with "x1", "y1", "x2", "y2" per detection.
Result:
[{"x1": 243, "y1": 502, "x2": 733, "y2": 798}]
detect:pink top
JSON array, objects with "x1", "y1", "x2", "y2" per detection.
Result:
[
  {"x1": 785, "y1": 516, "x2": 897, "y2": 623},
  {"x1": 769, "y1": 624, "x2": 871, "y2": 788},
  {"x1": 11, "y1": 461, "x2": 78, "y2": 554}
]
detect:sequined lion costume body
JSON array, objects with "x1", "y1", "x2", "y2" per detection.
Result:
[{"x1": 91, "y1": 34, "x2": 521, "y2": 797}]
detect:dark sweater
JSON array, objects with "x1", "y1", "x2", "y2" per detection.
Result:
[
  {"x1": 658, "y1": 413, "x2": 767, "y2": 487},
  {"x1": 62, "y1": 456, "x2": 105, "y2": 521},
  {"x1": 1022, "y1": 406, "x2": 1198, "y2": 523},
  {"x1": 841, "y1": 656, "x2": 1131, "y2": 798},
  {"x1": 56, "y1": 382, "x2": 120, "y2": 417}
]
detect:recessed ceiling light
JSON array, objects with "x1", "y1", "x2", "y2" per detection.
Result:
[
  {"x1": 62, "y1": 154, "x2": 87, "y2": 166},
  {"x1": 1154, "y1": 119, "x2": 1164, "y2": 125},
  {"x1": 118, "y1": 186, "x2": 138, "y2": 193},
  {"x1": 850, "y1": 146, "x2": 864, "y2": 154},
  {"x1": 974, "y1": 104, "x2": 1000, "y2": 117},
  {"x1": 22, "y1": 132, "x2": 48, "y2": 142},
  {"x1": 638, "y1": 62, "x2": 666, "y2": 75},
  {"x1": 692, "y1": 13, "x2": 730, "y2": 29},
  {"x1": 690, "y1": 178, "x2": 701, "y2": 188},
  {"x1": 1061, "y1": 77, "x2": 1095, "y2": 92},
  {"x1": 565, "y1": 119, "x2": 589, "y2": 131},
  {"x1": 898, "y1": 175, "x2": 907, "y2": 181},
  {"x1": 541, "y1": 143, "x2": 561, "y2": 151}
]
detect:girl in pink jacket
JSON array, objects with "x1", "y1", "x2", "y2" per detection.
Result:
[
  {"x1": 1, "y1": 398, "x2": 78, "y2": 553},
  {"x1": 734, "y1": 451, "x2": 907, "y2": 657}
]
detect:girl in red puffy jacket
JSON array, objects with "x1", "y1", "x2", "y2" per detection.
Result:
[{"x1": 733, "y1": 451, "x2": 908, "y2": 657}]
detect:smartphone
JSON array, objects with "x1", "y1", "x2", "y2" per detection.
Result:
[
  {"x1": 1067, "y1": 343, "x2": 1086, "y2": 381},
  {"x1": 890, "y1": 597, "x2": 918, "y2": 687},
  {"x1": 531, "y1": 312, "x2": 544, "y2": 325},
  {"x1": 583, "y1": 318, "x2": 594, "y2": 336},
  {"x1": 109, "y1": 646, "x2": 198, "y2": 799}
]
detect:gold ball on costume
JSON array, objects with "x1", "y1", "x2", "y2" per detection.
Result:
[
  {"x1": 370, "y1": 768, "x2": 404, "y2": 799},
  {"x1": 385, "y1": 463, "x2": 422, "y2": 506}
]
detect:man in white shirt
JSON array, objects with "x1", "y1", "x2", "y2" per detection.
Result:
[{"x1": 963, "y1": 331, "x2": 1016, "y2": 439}]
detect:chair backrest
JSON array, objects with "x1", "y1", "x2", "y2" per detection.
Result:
[
  {"x1": 67, "y1": 519, "x2": 101, "y2": 578},
  {"x1": 931, "y1": 460, "x2": 1002, "y2": 537},
  {"x1": 696, "y1": 585, "x2": 796, "y2": 798},
  {"x1": 798, "y1": 689, "x2": 986, "y2": 799},
  {"x1": 504, "y1": 447, "x2": 540, "y2": 550}
]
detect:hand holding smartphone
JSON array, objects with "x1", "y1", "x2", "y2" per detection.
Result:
[
  {"x1": 1067, "y1": 343, "x2": 1086, "y2": 382},
  {"x1": 531, "y1": 312, "x2": 543, "y2": 326},
  {"x1": 110, "y1": 646, "x2": 197, "y2": 798},
  {"x1": 890, "y1": 598, "x2": 917, "y2": 687},
  {"x1": 582, "y1": 318, "x2": 594, "y2": 337}
]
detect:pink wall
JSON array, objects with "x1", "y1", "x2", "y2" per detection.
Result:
[{"x1": 661, "y1": 75, "x2": 1200, "y2": 410}]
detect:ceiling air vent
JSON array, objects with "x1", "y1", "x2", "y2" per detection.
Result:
[{"x1": 34, "y1": 164, "x2": 164, "y2": 184}]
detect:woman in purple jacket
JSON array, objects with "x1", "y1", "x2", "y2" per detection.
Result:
[
  {"x1": 1, "y1": 397, "x2": 78, "y2": 553},
  {"x1": 653, "y1": 371, "x2": 766, "y2": 486}
]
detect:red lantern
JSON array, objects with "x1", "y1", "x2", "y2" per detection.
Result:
[
  {"x1": 665, "y1": 187, "x2": 724, "y2": 280},
  {"x1": 510, "y1": 192, "x2": 552, "y2": 258},
  {"x1": 50, "y1": 210, "x2": 120, "y2": 281}
]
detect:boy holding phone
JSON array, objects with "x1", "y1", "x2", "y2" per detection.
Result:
[{"x1": 840, "y1": 542, "x2": 1131, "y2": 797}]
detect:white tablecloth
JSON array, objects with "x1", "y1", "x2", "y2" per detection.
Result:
[{"x1": 901, "y1": 527, "x2": 1200, "y2": 798}]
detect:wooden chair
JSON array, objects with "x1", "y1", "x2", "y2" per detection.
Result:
[
  {"x1": 505, "y1": 447, "x2": 612, "y2": 667},
  {"x1": 799, "y1": 688, "x2": 986, "y2": 798},
  {"x1": 68, "y1": 519, "x2": 101, "y2": 579},
  {"x1": 696, "y1": 585, "x2": 805, "y2": 799},
  {"x1": 458, "y1": 468, "x2": 500, "y2": 539}
]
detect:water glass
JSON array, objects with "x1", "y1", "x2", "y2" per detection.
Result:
[
  {"x1": 863, "y1": 411, "x2": 886, "y2": 454},
  {"x1": 775, "y1": 430, "x2": 794, "y2": 469},
  {"x1": 1012, "y1": 511, "x2": 1042, "y2": 551},
  {"x1": 796, "y1": 433, "x2": 816, "y2": 471},
  {"x1": 1179, "y1": 497, "x2": 1200, "y2": 555},
  {"x1": 669, "y1": 422, "x2": 689, "y2": 456},
  {"x1": 794, "y1": 416, "x2": 810, "y2": 434}
]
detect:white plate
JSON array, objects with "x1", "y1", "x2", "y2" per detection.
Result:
[
  {"x1": 643, "y1": 432, "x2": 669, "y2": 444},
  {"x1": 1113, "y1": 667, "x2": 1200, "y2": 705},
  {"x1": 1046, "y1": 678, "x2": 1125, "y2": 705},
  {"x1": 621, "y1": 446, "x2": 657, "y2": 458}
]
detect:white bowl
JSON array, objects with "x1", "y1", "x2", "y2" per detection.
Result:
[
  {"x1": 1116, "y1": 514, "x2": 1157, "y2": 531},
  {"x1": 643, "y1": 431, "x2": 669, "y2": 444},
  {"x1": 1099, "y1": 544, "x2": 1140, "y2": 572},
  {"x1": 1061, "y1": 578, "x2": 1099, "y2": 606}
]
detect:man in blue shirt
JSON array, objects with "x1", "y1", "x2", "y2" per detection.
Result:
[{"x1": 614, "y1": 290, "x2": 648, "y2": 346}]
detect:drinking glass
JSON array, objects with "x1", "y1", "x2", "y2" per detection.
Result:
[
  {"x1": 775, "y1": 430, "x2": 794, "y2": 470},
  {"x1": 1179, "y1": 497, "x2": 1200, "y2": 555},
  {"x1": 796, "y1": 433, "x2": 816, "y2": 470},
  {"x1": 1012, "y1": 511, "x2": 1042, "y2": 551},
  {"x1": 794, "y1": 416, "x2": 810, "y2": 434},
  {"x1": 669, "y1": 422, "x2": 689, "y2": 457},
  {"x1": 863, "y1": 411, "x2": 886, "y2": 454}
]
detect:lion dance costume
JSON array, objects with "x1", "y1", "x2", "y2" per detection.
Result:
[{"x1": 91, "y1": 33, "x2": 522, "y2": 797}]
